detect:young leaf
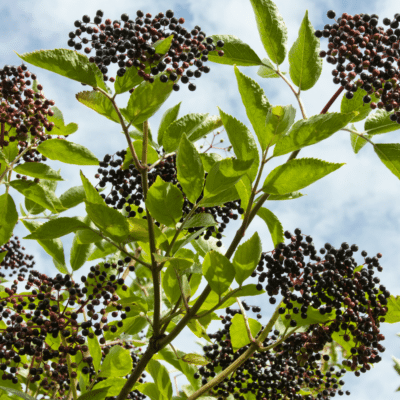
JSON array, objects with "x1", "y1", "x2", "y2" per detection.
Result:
[
  {"x1": 162, "y1": 113, "x2": 209, "y2": 153},
  {"x1": 122, "y1": 141, "x2": 159, "y2": 170},
  {"x1": 153, "y1": 35, "x2": 175, "y2": 54},
  {"x1": 76, "y1": 90, "x2": 120, "y2": 123},
  {"x1": 17, "y1": 49, "x2": 107, "y2": 90},
  {"x1": 257, "y1": 58, "x2": 280, "y2": 78},
  {"x1": 146, "y1": 359, "x2": 173, "y2": 400},
  {"x1": 384, "y1": 295, "x2": 400, "y2": 323},
  {"x1": 204, "y1": 158, "x2": 253, "y2": 197},
  {"x1": 264, "y1": 105, "x2": 296, "y2": 147},
  {"x1": 234, "y1": 66, "x2": 272, "y2": 151},
  {"x1": 257, "y1": 207, "x2": 284, "y2": 248},
  {"x1": 22, "y1": 219, "x2": 67, "y2": 272},
  {"x1": 0, "y1": 194, "x2": 18, "y2": 246},
  {"x1": 233, "y1": 232, "x2": 262, "y2": 285},
  {"x1": 374, "y1": 144, "x2": 400, "y2": 179},
  {"x1": 230, "y1": 313, "x2": 262, "y2": 351},
  {"x1": 182, "y1": 213, "x2": 217, "y2": 229},
  {"x1": 9, "y1": 180, "x2": 65, "y2": 213},
  {"x1": 146, "y1": 176, "x2": 184, "y2": 227},
  {"x1": 350, "y1": 130, "x2": 372, "y2": 154},
  {"x1": 98, "y1": 345, "x2": 133, "y2": 377},
  {"x1": 37, "y1": 139, "x2": 99, "y2": 165},
  {"x1": 365, "y1": 109, "x2": 400, "y2": 135},
  {"x1": 206, "y1": 35, "x2": 263, "y2": 66},
  {"x1": 202, "y1": 251, "x2": 235, "y2": 295},
  {"x1": 120, "y1": 75, "x2": 174, "y2": 125},
  {"x1": 342, "y1": 90, "x2": 378, "y2": 123},
  {"x1": 158, "y1": 102, "x2": 181, "y2": 147},
  {"x1": 248, "y1": 0, "x2": 288, "y2": 65},
  {"x1": 219, "y1": 108, "x2": 259, "y2": 181},
  {"x1": 181, "y1": 354, "x2": 209, "y2": 366},
  {"x1": 13, "y1": 162, "x2": 63, "y2": 181},
  {"x1": 177, "y1": 133, "x2": 204, "y2": 204},
  {"x1": 46, "y1": 106, "x2": 78, "y2": 136},
  {"x1": 262, "y1": 158, "x2": 344, "y2": 195},
  {"x1": 60, "y1": 185, "x2": 86, "y2": 209},
  {"x1": 273, "y1": 112, "x2": 358, "y2": 157},
  {"x1": 288, "y1": 10, "x2": 322, "y2": 91}
]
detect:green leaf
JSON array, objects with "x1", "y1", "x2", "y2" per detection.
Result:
[
  {"x1": 146, "y1": 176, "x2": 183, "y2": 227},
  {"x1": 37, "y1": 139, "x2": 99, "y2": 165},
  {"x1": 9, "y1": 179, "x2": 65, "y2": 213},
  {"x1": 206, "y1": 35, "x2": 263, "y2": 66},
  {"x1": 0, "y1": 251, "x2": 7, "y2": 264},
  {"x1": 0, "y1": 194, "x2": 18, "y2": 246},
  {"x1": 0, "y1": 387, "x2": 35, "y2": 400},
  {"x1": 177, "y1": 133, "x2": 204, "y2": 204},
  {"x1": 87, "y1": 240, "x2": 116, "y2": 261},
  {"x1": 80, "y1": 171, "x2": 104, "y2": 205},
  {"x1": 385, "y1": 295, "x2": 400, "y2": 323},
  {"x1": 257, "y1": 207, "x2": 284, "y2": 248},
  {"x1": 17, "y1": 49, "x2": 107, "y2": 90},
  {"x1": 146, "y1": 359, "x2": 173, "y2": 400},
  {"x1": 267, "y1": 191, "x2": 304, "y2": 201},
  {"x1": 162, "y1": 113, "x2": 209, "y2": 153},
  {"x1": 13, "y1": 162, "x2": 63, "y2": 181},
  {"x1": 200, "y1": 186, "x2": 240, "y2": 208},
  {"x1": 288, "y1": 11, "x2": 322, "y2": 91},
  {"x1": 350, "y1": 128, "x2": 372, "y2": 154},
  {"x1": 24, "y1": 217, "x2": 90, "y2": 240},
  {"x1": 153, "y1": 35, "x2": 175, "y2": 54},
  {"x1": 93, "y1": 379, "x2": 126, "y2": 397},
  {"x1": 114, "y1": 66, "x2": 147, "y2": 95},
  {"x1": 374, "y1": 143, "x2": 400, "y2": 179},
  {"x1": 60, "y1": 185, "x2": 86, "y2": 209},
  {"x1": 187, "y1": 319, "x2": 211, "y2": 342},
  {"x1": 85, "y1": 201, "x2": 129, "y2": 241},
  {"x1": 342, "y1": 91, "x2": 378, "y2": 123},
  {"x1": 70, "y1": 225, "x2": 93, "y2": 272},
  {"x1": 257, "y1": 58, "x2": 280, "y2": 78},
  {"x1": 46, "y1": 106, "x2": 78, "y2": 136},
  {"x1": 365, "y1": 109, "x2": 400, "y2": 135},
  {"x1": 104, "y1": 316, "x2": 148, "y2": 340},
  {"x1": 76, "y1": 386, "x2": 112, "y2": 400},
  {"x1": 233, "y1": 232, "x2": 262, "y2": 286},
  {"x1": 120, "y1": 75, "x2": 174, "y2": 125},
  {"x1": 262, "y1": 158, "x2": 344, "y2": 195},
  {"x1": 265, "y1": 105, "x2": 296, "y2": 147},
  {"x1": 22, "y1": 220, "x2": 67, "y2": 273},
  {"x1": 249, "y1": 0, "x2": 288, "y2": 65},
  {"x1": 204, "y1": 158, "x2": 253, "y2": 197},
  {"x1": 158, "y1": 102, "x2": 181, "y2": 146},
  {"x1": 219, "y1": 108, "x2": 259, "y2": 181},
  {"x1": 122, "y1": 141, "x2": 159, "y2": 170},
  {"x1": 235, "y1": 175, "x2": 252, "y2": 212},
  {"x1": 234, "y1": 66, "x2": 272, "y2": 151},
  {"x1": 136, "y1": 383, "x2": 162, "y2": 400},
  {"x1": 88, "y1": 330, "x2": 102, "y2": 373},
  {"x1": 202, "y1": 251, "x2": 235, "y2": 295},
  {"x1": 163, "y1": 264, "x2": 187, "y2": 304},
  {"x1": 230, "y1": 313, "x2": 262, "y2": 351},
  {"x1": 274, "y1": 112, "x2": 358, "y2": 157},
  {"x1": 187, "y1": 115, "x2": 223, "y2": 144},
  {"x1": 393, "y1": 356, "x2": 400, "y2": 376},
  {"x1": 76, "y1": 90, "x2": 120, "y2": 123},
  {"x1": 99, "y1": 345, "x2": 133, "y2": 378},
  {"x1": 181, "y1": 354, "x2": 209, "y2": 366},
  {"x1": 182, "y1": 213, "x2": 217, "y2": 229},
  {"x1": 200, "y1": 153, "x2": 222, "y2": 173},
  {"x1": 25, "y1": 197, "x2": 48, "y2": 215}
]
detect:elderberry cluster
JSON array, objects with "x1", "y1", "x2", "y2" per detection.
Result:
[
  {"x1": 95, "y1": 150, "x2": 244, "y2": 245},
  {"x1": 0, "y1": 235, "x2": 35, "y2": 278},
  {"x1": 0, "y1": 63, "x2": 55, "y2": 160},
  {"x1": 316, "y1": 10, "x2": 400, "y2": 123},
  {"x1": 68, "y1": 9, "x2": 225, "y2": 91}
]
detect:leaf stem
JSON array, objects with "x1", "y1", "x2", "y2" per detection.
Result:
[
  {"x1": 61, "y1": 335, "x2": 78, "y2": 400},
  {"x1": 320, "y1": 86, "x2": 345, "y2": 115}
]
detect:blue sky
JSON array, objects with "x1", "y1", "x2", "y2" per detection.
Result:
[{"x1": 2, "y1": 0, "x2": 400, "y2": 398}]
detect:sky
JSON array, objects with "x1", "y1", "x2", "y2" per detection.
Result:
[{"x1": 2, "y1": 0, "x2": 400, "y2": 398}]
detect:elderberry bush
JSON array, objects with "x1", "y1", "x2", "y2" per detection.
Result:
[
  {"x1": 316, "y1": 10, "x2": 400, "y2": 123},
  {"x1": 68, "y1": 9, "x2": 225, "y2": 91}
]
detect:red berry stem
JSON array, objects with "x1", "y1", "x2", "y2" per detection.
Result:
[{"x1": 320, "y1": 85, "x2": 345, "y2": 115}]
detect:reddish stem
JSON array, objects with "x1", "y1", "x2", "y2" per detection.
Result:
[{"x1": 320, "y1": 86, "x2": 345, "y2": 114}]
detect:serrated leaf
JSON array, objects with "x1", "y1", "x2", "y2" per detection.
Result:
[
  {"x1": 153, "y1": 35, "x2": 175, "y2": 54},
  {"x1": 120, "y1": 75, "x2": 174, "y2": 125},
  {"x1": 76, "y1": 90, "x2": 120, "y2": 123},
  {"x1": 374, "y1": 143, "x2": 400, "y2": 179},
  {"x1": 350, "y1": 130, "x2": 372, "y2": 154},
  {"x1": 158, "y1": 102, "x2": 181, "y2": 147},
  {"x1": 234, "y1": 66, "x2": 272, "y2": 151},
  {"x1": 0, "y1": 194, "x2": 18, "y2": 246},
  {"x1": 17, "y1": 49, "x2": 107, "y2": 90},
  {"x1": 13, "y1": 162, "x2": 63, "y2": 181},
  {"x1": 37, "y1": 139, "x2": 99, "y2": 165},
  {"x1": 249, "y1": 0, "x2": 288, "y2": 65},
  {"x1": 230, "y1": 313, "x2": 262, "y2": 351},
  {"x1": 206, "y1": 35, "x2": 263, "y2": 66},
  {"x1": 274, "y1": 112, "x2": 358, "y2": 157},
  {"x1": 257, "y1": 58, "x2": 280, "y2": 78},
  {"x1": 288, "y1": 10, "x2": 322, "y2": 91},
  {"x1": 146, "y1": 176, "x2": 183, "y2": 227},
  {"x1": 99, "y1": 345, "x2": 133, "y2": 378},
  {"x1": 60, "y1": 185, "x2": 86, "y2": 209},
  {"x1": 262, "y1": 158, "x2": 344, "y2": 195},
  {"x1": 202, "y1": 251, "x2": 235, "y2": 295},
  {"x1": 0, "y1": 387, "x2": 35, "y2": 400},
  {"x1": 46, "y1": 106, "x2": 78, "y2": 136},
  {"x1": 257, "y1": 207, "x2": 284, "y2": 248},
  {"x1": 80, "y1": 171, "x2": 104, "y2": 205},
  {"x1": 177, "y1": 133, "x2": 204, "y2": 204},
  {"x1": 233, "y1": 232, "x2": 262, "y2": 286},
  {"x1": 181, "y1": 354, "x2": 209, "y2": 366},
  {"x1": 182, "y1": 213, "x2": 217, "y2": 229},
  {"x1": 365, "y1": 109, "x2": 400, "y2": 135},
  {"x1": 186, "y1": 115, "x2": 223, "y2": 144},
  {"x1": 342, "y1": 90, "x2": 378, "y2": 123}
]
